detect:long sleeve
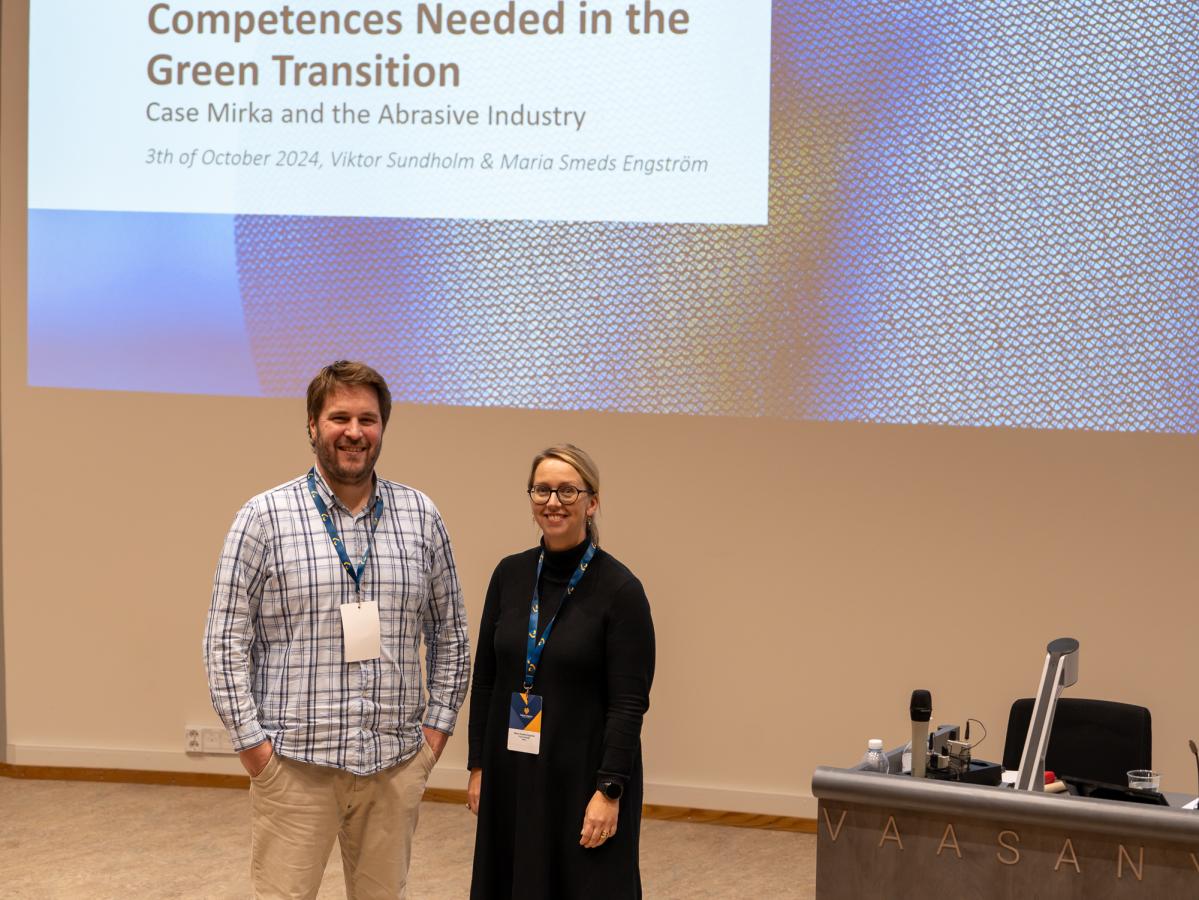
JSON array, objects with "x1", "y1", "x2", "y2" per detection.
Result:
[
  {"x1": 421, "y1": 508, "x2": 471, "y2": 734},
  {"x1": 203, "y1": 501, "x2": 270, "y2": 750},
  {"x1": 467, "y1": 560, "x2": 505, "y2": 769},
  {"x1": 597, "y1": 574, "x2": 655, "y2": 786}
]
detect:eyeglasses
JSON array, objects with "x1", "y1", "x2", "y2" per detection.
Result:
[{"x1": 528, "y1": 484, "x2": 592, "y2": 505}]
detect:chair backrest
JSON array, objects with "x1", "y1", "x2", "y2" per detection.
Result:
[{"x1": 1001, "y1": 697, "x2": 1152, "y2": 786}]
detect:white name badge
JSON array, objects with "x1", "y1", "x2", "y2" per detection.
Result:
[
  {"x1": 340, "y1": 600, "x2": 381, "y2": 662},
  {"x1": 508, "y1": 728, "x2": 542, "y2": 755}
]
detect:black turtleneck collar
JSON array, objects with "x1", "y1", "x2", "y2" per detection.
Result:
[{"x1": 541, "y1": 537, "x2": 592, "y2": 578}]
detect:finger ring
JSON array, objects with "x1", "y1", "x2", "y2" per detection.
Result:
[{"x1": 600, "y1": 830, "x2": 609, "y2": 838}]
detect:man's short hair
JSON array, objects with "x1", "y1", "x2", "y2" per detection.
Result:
[{"x1": 306, "y1": 360, "x2": 393, "y2": 431}]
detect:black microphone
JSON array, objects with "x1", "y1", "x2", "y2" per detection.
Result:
[{"x1": 910, "y1": 690, "x2": 932, "y2": 778}]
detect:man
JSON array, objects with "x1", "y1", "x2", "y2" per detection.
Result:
[{"x1": 204, "y1": 360, "x2": 470, "y2": 899}]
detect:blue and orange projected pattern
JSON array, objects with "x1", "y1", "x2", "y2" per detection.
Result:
[{"x1": 28, "y1": 2, "x2": 1199, "y2": 433}]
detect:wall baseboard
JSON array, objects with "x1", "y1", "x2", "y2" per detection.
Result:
[
  {"x1": 1, "y1": 745, "x2": 817, "y2": 834},
  {"x1": 0, "y1": 761, "x2": 247, "y2": 789}
]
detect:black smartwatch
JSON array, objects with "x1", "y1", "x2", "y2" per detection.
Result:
[{"x1": 598, "y1": 779, "x2": 623, "y2": 800}]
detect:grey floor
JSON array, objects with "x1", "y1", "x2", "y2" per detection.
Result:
[{"x1": 0, "y1": 778, "x2": 815, "y2": 899}]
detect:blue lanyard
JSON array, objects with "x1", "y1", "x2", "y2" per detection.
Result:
[
  {"x1": 524, "y1": 542, "x2": 597, "y2": 692},
  {"x1": 307, "y1": 468, "x2": 384, "y2": 596}
]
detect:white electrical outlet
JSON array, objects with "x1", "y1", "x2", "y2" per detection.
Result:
[
  {"x1": 184, "y1": 727, "x2": 203, "y2": 753},
  {"x1": 186, "y1": 725, "x2": 237, "y2": 755}
]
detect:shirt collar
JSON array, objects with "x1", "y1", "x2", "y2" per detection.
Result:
[{"x1": 309, "y1": 466, "x2": 379, "y2": 517}]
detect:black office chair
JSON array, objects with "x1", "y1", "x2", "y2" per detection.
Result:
[{"x1": 1001, "y1": 698, "x2": 1152, "y2": 786}]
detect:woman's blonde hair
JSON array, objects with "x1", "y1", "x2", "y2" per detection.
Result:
[{"x1": 528, "y1": 444, "x2": 601, "y2": 545}]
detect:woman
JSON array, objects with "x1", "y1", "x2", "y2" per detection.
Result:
[{"x1": 467, "y1": 444, "x2": 655, "y2": 899}]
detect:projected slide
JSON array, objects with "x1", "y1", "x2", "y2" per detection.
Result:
[
  {"x1": 27, "y1": 2, "x2": 1199, "y2": 433},
  {"x1": 30, "y1": 3, "x2": 770, "y2": 224}
]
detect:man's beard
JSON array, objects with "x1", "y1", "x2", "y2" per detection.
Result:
[{"x1": 315, "y1": 439, "x2": 379, "y2": 485}]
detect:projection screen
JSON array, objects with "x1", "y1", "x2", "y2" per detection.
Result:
[{"x1": 27, "y1": 1, "x2": 1199, "y2": 432}]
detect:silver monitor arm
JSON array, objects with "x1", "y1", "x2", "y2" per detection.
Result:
[{"x1": 1015, "y1": 637, "x2": 1080, "y2": 792}]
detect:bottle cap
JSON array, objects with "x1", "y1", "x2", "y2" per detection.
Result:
[{"x1": 868, "y1": 739, "x2": 884, "y2": 751}]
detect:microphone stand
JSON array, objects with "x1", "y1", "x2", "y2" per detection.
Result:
[
  {"x1": 1189, "y1": 739, "x2": 1198, "y2": 809},
  {"x1": 1014, "y1": 638, "x2": 1080, "y2": 792}
]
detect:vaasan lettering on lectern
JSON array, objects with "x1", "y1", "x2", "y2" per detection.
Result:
[{"x1": 820, "y1": 807, "x2": 1199, "y2": 883}]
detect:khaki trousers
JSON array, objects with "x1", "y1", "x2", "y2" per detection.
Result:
[{"x1": 249, "y1": 744, "x2": 437, "y2": 900}]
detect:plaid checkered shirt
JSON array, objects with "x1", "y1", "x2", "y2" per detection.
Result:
[{"x1": 204, "y1": 469, "x2": 470, "y2": 775}]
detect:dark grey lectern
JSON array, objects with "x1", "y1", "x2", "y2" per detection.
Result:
[{"x1": 812, "y1": 767, "x2": 1199, "y2": 899}]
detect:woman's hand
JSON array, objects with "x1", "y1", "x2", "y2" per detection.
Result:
[
  {"x1": 579, "y1": 791, "x2": 619, "y2": 848},
  {"x1": 467, "y1": 768, "x2": 482, "y2": 815}
]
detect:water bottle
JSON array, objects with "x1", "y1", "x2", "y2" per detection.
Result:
[{"x1": 860, "y1": 738, "x2": 891, "y2": 774}]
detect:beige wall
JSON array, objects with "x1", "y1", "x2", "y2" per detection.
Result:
[{"x1": 3, "y1": 0, "x2": 1196, "y2": 817}]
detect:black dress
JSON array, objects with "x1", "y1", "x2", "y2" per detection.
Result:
[{"x1": 468, "y1": 541, "x2": 655, "y2": 899}]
